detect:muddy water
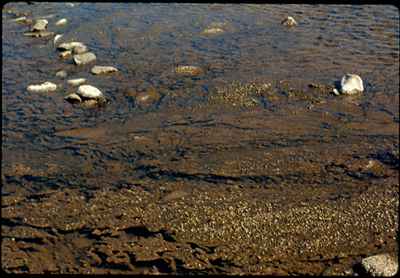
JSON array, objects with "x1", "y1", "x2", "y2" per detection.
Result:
[{"x1": 2, "y1": 3, "x2": 399, "y2": 275}]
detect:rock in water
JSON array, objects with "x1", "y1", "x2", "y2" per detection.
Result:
[
  {"x1": 59, "y1": 50, "x2": 72, "y2": 58},
  {"x1": 73, "y1": 52, "x2": 96, "y2": 65},
  {"x1": 31, "y1": 19, "x2": 48, "y2": 31},
  {"x1": 338, "y1": 74, "x2": 364, "y2": 95},
  {"x1": 27, "y1": 81, "x2": 57, "y2": 93},
  {"x1": 57, "y1": 41, "x2": 86, "y2": 51},
  {"x1": 55, "y1": 18, "x2": 67, "y2": 26},
  {"x1": 175, "y1": 65, "x2": 203, "y2": 76},
  {"x1": 281, "y1": 16, "x2": 297, "y2": 27},
  {"x1": 72, "y1": 45, "x2": 88, "y2": 54},
  {"x1": 77, "y1": 85, "x2": 103, "y2": 99},
  {"x1": 201, "y1": 27, "x2": 225, "y2": 35},
  {"x1": 67, "y1": 78, "x2": 86, "y2": 86},
  {"x1": 56, "y1": 70, "x2": 67, "y2": 78},
  {"x1": 53, "y1": 34, "x2": 63, "y2": 45},
  {"x1": 64, "y1": 93, "x2": 82, "y2": 104},
  {"x1": 91, "y1": 66, "x2": 118, "y2": 75},
  {"x1": 24, "y1": 31, "x2": 54, "y2": 38},
  {"x1": 361, "y1": 254, "x2": 398, "y2": 277}
]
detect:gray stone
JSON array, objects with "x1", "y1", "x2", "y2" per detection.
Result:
[
  {"x1": 361, "y1": 254, "x2": 398, "y2": 277},
  {"x1": 57, "y1": 41, "x2": 86, "y2": 51},
  {"x1": 73, "y1": 52, "x2": 96, "y2": 65}
]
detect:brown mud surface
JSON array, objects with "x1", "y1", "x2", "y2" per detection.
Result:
[{"x1": 2, "y1": 3, "x2": 399, "y2": 275}]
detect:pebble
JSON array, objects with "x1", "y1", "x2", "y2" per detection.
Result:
[
  {"x1": 27, "y1": 81, "x2": 57, "y2": 93},
  {"x1": 361, "y1": 254, "x2": 398, "y2": 277},
  {"x1": 64, "y1": 93, "x2": 82, "y2": 104},
  {"x1": 281, "y1": 16, "x2": 297, "y2": 27},
  {"x1": 91, "y1": 66, "x2": 118, "y2": 75},
  {"x1": 57, "y1": 41, "x2": 86, "y2": 51},
  {"x1": 67, "y1": 78, "x2": 86, "y2": 86},
  {"x1": 24, "y1": 31, "x2": 54, "y2": 38},
  {"x1": 201, "y1": 27, "x2": 225, "y2": 35},
  {"x1": 73, "y1": 52, "x2": 96, "y2": 65},
  {"x1": 334, "y1": 74, "x2": 364, "y2": 95},
  {"x1": 55, "y1": 18, "x2": 68, "y2": 26},
  {"x1": 77, "y1": 85, "x2": 104, "y2": 99},
  {"x1": 59, "y1": 50, "x2": 72, "y2": 58},
  {"x1": 53, "y1": 34, "x2": 63, "y2": 45},
  {"x1": 56, "y1": 70, "x2": 67, "y2": 78},
  {"x1": 175, "y1": 65, "x2": 203, "y2": 76},
  {"x1": 31, "y1": 19, "x2": 48, "y2": 31}
]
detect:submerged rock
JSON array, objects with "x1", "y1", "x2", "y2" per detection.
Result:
[
  {"x1": 31, "y1": 19, "x2": 48, "y2": 31},
  {"x1": 333, "y1": 74, "x2": 364, "y2": 95},
  {"x1": 24, "y1": 31, "x2": 54, "y2": 38},
  {"x1": 27, "y1": 81, "x2": 57, "y2": 93},
  {"x1": 77, "y1": 85, "x2": 104, "y2": 99},
  {"x1": 281, "y1": 16, "x2": 297, "y2": 27},
  {"x1": 361, "y1": 254, "x2": 398, "y2": 277},
  {"x1": 55, "y1": 18, "x2": 67, "y2": 26},
  {"x1": 64, "y1": 93, "x2": 82, "y2": 104},
  {"x1": 73, "y1": 52, "x2": 96, "y2": 65},
  {"x1": 56, "y1": 70, "x2": 67, "y2": 78},
  {"x1": 91, "y1": 66, "x2": 118, "y2": 75},
  {"x1": 67, "y1": 78, "x2": 86, "y2": 86},
  {"x1": 175, "y1": 65, "x2": 203, "y2": 76},
  {"x1": 135, "y1": 87, "x2": 161, "y2": 108}
]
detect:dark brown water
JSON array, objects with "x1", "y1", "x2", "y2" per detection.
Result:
[{"x1": 2, "y1": 3, "x2": 399, "y2": 275}]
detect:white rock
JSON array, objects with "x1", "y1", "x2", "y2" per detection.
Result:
[
  {"x1": 56, "y1": 70, "x2": 67, "y2": 78},
  {"x1": 339, "y1": 74, "x2": 364, "y2": 95},
  {"x1": 202, "y1": 27, "x2": 225, "y2": 35},
  {"x1": 13, "y1": 16, "x2": 27, "y2": 23},
  {"x1": 91, "y1": 65, "x2": 118, "y2": 75},
  {"x1": 361, "y1": 254, "x2": 398, "y2": 277},
  {"x1": 27, "y1": 81, "x2": 57, "y2": 93},
  {"x1": 72, "y1": 45, "x2": 88, "y2": 54},
  {"x1": 64, "y1": 93, "x2": 82, "y2": 103},
  {"x1": 67, "y1": 78, "x2": 86, "y2": 86},
  {"x1": 77, "y1": 85, "x2": 103, "y2": 99},
  {"x1": 281, "y1": 16, "x2": 297, "y2": 27},
  {"x1": 53, "y1": 34, "x2": 63, "y2": 45},
  {"x1": 31, "y1": 19, "x2": 48, "y2": 31},
  {"x1": 57, "y1": 41, "x2": 86, "y2": 51},
  {"x1": 55, "y1": 18, "x2": 67, "y2": 26},
  {"x1": 73, "y1": 52, "x2": 96, "y2": 65}
]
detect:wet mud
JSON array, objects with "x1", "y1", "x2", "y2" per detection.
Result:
[{"x1": 2, "y1": 3, "x2": 399, "y2": 275}]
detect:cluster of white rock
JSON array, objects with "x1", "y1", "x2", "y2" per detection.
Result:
[{"x1": 18, "y1": 5, "x2": 120, "y2": 109}]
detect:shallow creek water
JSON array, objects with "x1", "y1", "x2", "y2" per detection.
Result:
[{"x1": 2, "y1": 3, "x2": 399, "y2": 275}]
